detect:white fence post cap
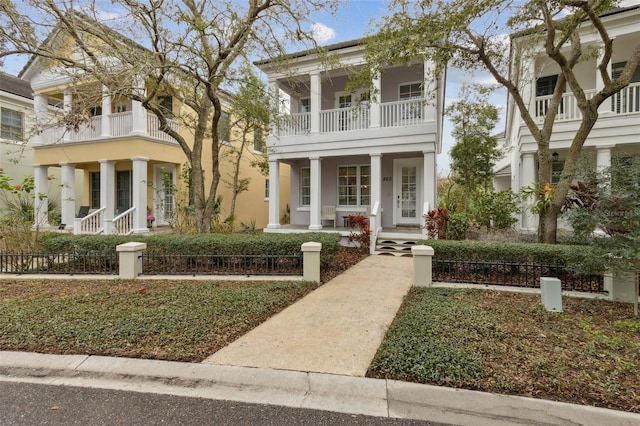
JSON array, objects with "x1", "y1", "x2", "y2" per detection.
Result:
[
  {"x1": 411, "y1": 245, "x2": 434, "y2": 256},
  {"x1": 116, "y1": 242, "x2": 147, "y2": 252},
  {"x1": 301, "y1": 242, "x2": 322, "y2": 252}
]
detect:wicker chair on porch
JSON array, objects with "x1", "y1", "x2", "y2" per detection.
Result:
[{"x1": 321, "y1": 205, "x2": 336, "y2": 228}]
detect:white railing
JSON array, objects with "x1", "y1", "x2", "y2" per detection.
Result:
[
  {"x1": 381, "y1": 99, "x2": 424, "y2": 127},
  {"x1": 74, "y1": 207, "x2": 105, "y2": 235},
  {"x1": 110, "y1": 111, "x2": 133, "y2": 137},
  {"x1": 320, "y1": 107, "x2": 370, "y2": 133},
  {"x1": 112, "y1": 207, "x2": 135, "y2": 235},
  {"x1": 278, "y1": 113, "x2": 311, "y2": 137},
  {"x1": 40, "y1": 111, "x2": 180, "y2": 144},
  {"x1": 611, "y1": 82, "x2": 640, "y2": 115},
  {"x1": 147, "y1": 114, "x2": 180, "y2": 143}
]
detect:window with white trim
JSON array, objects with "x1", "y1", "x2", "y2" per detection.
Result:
[
  {"x1": 399, "y1": 82, "x2": 423, "y2": 119},
  {"x1": 218, "y1": 111, "x2": 230, "y2": 143},
  {"x1": 300, "y1": 167, "x2": 310, "y2": 206},
  {"x1": 1, "y1": 108, "x2": 24, "y2": 142},
  {"x1": 338, "y1": 165, "x2": 370, "y2": 207},
  {"x1": 299, "y1": 98, "x2": 310, "y2": 113},
  {"x1": 253, "y1": 128, "x2": 264, "y2": 152},
  {"x1": 265, "y1": 179, "x2": 269, "y2": 199}
]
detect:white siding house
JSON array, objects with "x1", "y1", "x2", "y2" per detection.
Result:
[{"x1": 255, "y1": 39, "x2": 445, "y2": 252}]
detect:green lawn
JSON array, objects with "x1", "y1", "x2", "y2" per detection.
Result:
[
  {"x1": 368, "y1": 287, "x2": 640, "y2": 413},
  {"x1": 0, "y1": 279, "x2": 316, "y2": 362}
]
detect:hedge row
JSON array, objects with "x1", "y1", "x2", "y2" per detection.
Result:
[
  {"x1": 419, "y1": 240, "x2": 604, "y2": 272},
  {"x1": 38, "y1": 232, "x2": 343, "y2": 266}
]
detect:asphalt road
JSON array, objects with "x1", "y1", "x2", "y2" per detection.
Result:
[{"x1": 0, "y1": 381, "x2": 450, "y2": 426}]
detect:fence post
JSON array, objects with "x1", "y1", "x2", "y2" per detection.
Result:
[
  {"x1": 604, "y1": 272, "x2": 638, "y2": 303},
  {"x1": 540, "y1": 277, "x2": 563, "y2": 312},
  {"x1": 301, "y1": 242, "x2": 322, "y2": 283},
  {"x1": 412, "y1": 245, "x2": 434, "y2": 287},
  {"x1": 116, "y1": 242, "x2": 147, "y2": 279}
]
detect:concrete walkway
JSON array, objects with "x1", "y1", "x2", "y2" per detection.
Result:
[{"x1": 204, "y1": 255, "x2": 413, "y2": 376}]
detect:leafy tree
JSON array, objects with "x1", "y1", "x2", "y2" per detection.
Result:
[
  {"x1": 566, "y1": 155, "x2": 640, "y2": 316},
  {"x1": 447, "y1": 83, "x2": 500, "y2": 213},
  {"x1": 0, "y1": 0, "x2": 338, "y2": 233},
  {"x1": 367, "y1": 0, "x2": 640, "y2": 243}
]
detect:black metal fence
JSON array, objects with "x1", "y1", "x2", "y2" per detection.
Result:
[
  {"x1": 0, "y1": 251, "x2": 119, "y2": 275},
  {"x1": 433, "y1": 259, "x2": 604, "y2": 293},
  {"x1": 141, "y1": 253, "x2": 303, "y2": 276}
]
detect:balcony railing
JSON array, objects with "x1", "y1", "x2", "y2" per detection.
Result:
[
  {"x1": 275, "y1": 98, "x2": 426, "y2": 137},
  {"x1": 40, "y1": 111, "x2": 179, "y2": 145},
  {"x1": 535, "y1": 83, "x2": 640, "y2": 122}
]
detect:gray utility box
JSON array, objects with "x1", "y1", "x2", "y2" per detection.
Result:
[{"x1": 540, "y1": 277, "x2": 563, "y2": 312}]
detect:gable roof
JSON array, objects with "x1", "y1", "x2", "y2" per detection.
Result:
[{"x1": 0, "y1": 72, "x2": 33, "y2": 99}]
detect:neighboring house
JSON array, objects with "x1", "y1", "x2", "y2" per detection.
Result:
[
  {"x1": 494, "y1": 3, "x2": 640, "y2": 231},
  {"x1": 255, "y1": 39, "x2": 445, "y2": 252},
  {"x1": 17, "y1": 23, "x2": 287, "y2": 234},
  {"x1": 0, "y1": 71, "x2": 82, "y2": 219}
]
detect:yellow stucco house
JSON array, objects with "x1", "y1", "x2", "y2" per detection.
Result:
[{"x1": 17, "y1": 23, "x2": 289, "y2": 235}]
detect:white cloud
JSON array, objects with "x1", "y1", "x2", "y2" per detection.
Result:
[{"x1": 311, "y1": 22, "x2": 337, "y2": 43}]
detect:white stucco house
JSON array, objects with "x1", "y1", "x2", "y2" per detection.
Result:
[
  {"x1": 494, "y1": 2, "x2": 640, "y2": 231},
  {"x1": 255, "y1": 39, "x2": 445, "y2": 254}
]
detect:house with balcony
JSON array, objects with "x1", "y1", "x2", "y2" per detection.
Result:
[
  {"x1": 255, "y1": 39, "x2": 445, "y2": 253},
  {"x1": 17, "y1": 18, "x2": 288, "y2": 235},
  {"x1": 494, "y1": 3, "x2": 640, "y2": 231}
]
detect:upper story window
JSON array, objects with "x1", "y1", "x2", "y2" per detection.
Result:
[
  {"x1": 1, "y1": 108, "x2": 24, "y2": 142},
  {"x1": 337, "y1": 93, "x2": 352, "y2": 109},
  {"x1": 612, "y1": 62, "x2": 640, "y2": 83},
  {"x1": 253, "y1": 128, "x2": 264, "y2": 152},
  {"x1": 299, "y1": 98, "x2": 310, "y2": 113},
  {"x1": 218, "y1": 111, "x2": 230, "y2": 143},
  {"x1": 158, "y1": 95, "x2": 173, "y2": 118},
  {"x1": 399, "y1": 82, "x2": 422, "y2": 100},
  {"x1": 89, "y1": 106, "x2": 102, "y2": 117},
  {"x1": 535, "y1": 75, "x2": 564, "y2": 117}
]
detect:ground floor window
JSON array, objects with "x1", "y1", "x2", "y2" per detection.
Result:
[
  {"x1": 116, "y1": 170, "x2": 131, "y2": 212},
  {"x1": 90, "y1": 172, "x2": 100, "y2": 209},
  {"x1": 338, "y1": 165, "x2": 370, "y2": 207},
  {"x1": 300, "y1": 167, "x2": 310, "y2": 206}
]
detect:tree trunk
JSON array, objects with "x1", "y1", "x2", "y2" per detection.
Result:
[{"x1": 539, "y1": 206, "x2": 559, "y2": 244}]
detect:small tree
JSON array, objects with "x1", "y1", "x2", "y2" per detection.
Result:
[{"x1": 566, "y1": 156, "x2": 640, "y2": 316}]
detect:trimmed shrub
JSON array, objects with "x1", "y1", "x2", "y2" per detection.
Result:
[{"x1": 38, "y1": 232, "x2": 342, "y2": 266}]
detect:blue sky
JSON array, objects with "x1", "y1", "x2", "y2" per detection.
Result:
[{"x1": 1, "y1": 0, "x2": 508, "y2": 175}]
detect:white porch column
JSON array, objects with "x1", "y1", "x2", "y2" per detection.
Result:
[
  {"x1": 310, "y1": 71, "x2": 321, "y2": 134},
  {"x1": 596, "y1": 145, "x2": 613, "y2": 170},
  {"x1": 521, "y1": 152, "x2": 537, "y2": 231},
  {"x1": 423, "y1": 60, "x2": 437, "y2": 122},
  {"x1": 596, "y1": 48, "x2": 613, "y2": 114},
  {"x1": 423, "y1": 151, "x2": 436, "y2": 211},
  {"x1": 62, "y1": 90, "x2": 73, "y2": 143},
  {"x1": 267, "y1": 159, "x2": 281, "y2": 229},
  {"x1": 60, "y1": 163, "x2": 76, "y2": 229},
  {"x1": 308, "y1": 156, "x2": 322, "y2": 230},
  {"x1": 131, "y1": 76, "x2": 147, "y2": 135},
  {"x1": 101, "y1": 85, "x2": 112, "y2": 136},
  {"x1": 100, "y1": 159, "x2": 116, "y2": 234},
  {"x1": 268, "y1": 79, "x2": 280, "y2": 137},
  {"x1": 370, "y1": 73, "x2": 381, "y2": 128},
  {"x1": 33, "y1": 94, "x2": 48, "y2": 146},
  {"x1": 132, "y1": 156, "x2": 149, "y2": 234},
  {"x1": 370, "y1": 153, "x2": 382, "y2": 208},
  {"x1": 33, "y1": 165, "x2": 49, "y2": 229}
]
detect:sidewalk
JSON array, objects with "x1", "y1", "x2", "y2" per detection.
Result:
[
  {"x1": 204, "y1": 255, "x2": 414, "y2": 376},
  {"x1": 1, "y1": 351, "x2": 639, "y2": 426}
]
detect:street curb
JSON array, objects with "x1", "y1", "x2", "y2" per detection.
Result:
[{"x1": 1, "y1": 352, "x2": 639, "y2": 425}]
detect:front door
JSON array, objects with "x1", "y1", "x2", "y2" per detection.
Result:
[
  {"x1": 393, "y1": 158, "x2": 422, "y2": 226},
  {"x1": 154, "y1": 164, "x2": 176, "y2": 226}
]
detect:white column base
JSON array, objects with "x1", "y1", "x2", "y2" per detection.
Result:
[{"x1": 308, "y1": 225, "x2": 323, "y2": 231}]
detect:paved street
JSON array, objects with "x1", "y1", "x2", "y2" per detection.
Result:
[{"x1": 0, "y1": 381, "x2": 447, "y2": 426}]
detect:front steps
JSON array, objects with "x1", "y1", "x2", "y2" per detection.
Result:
[{"x1": 373, "y1": 232, "x2": 423, "y2": 256}]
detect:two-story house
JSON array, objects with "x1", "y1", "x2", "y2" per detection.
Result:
[
  {"x1": 255, "y1": 39, "x2": 445, "y2": 253},
  {"x1": 17, "y1": 20, "x2": 288, "y2": 235},
  {"x1": 494, "y1": 3, "x2": 640, "y2": 231}
]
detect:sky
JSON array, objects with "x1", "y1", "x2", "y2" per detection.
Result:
[{"x1": 1, "y1": 0, "x2": 508, "y2": 176}]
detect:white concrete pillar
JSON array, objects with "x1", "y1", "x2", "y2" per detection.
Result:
[
  {"x1": 370, "y1": 73, "x2": 381, "y2": 128},
  {"x1": 100, "y1": 159, "x2": 116, "y2": 234},
  {"x1": 423, "y1": 151, "x2": 436, "y2": 211},
  {"x1": 268, "y1": 79, "x2": 280, "y2": 136},
  {"x1": 370, "y1": 153, "x2": 382, "y2": 212},
  {"x1": 131, "y1": 76, "x2": 147, "y2": 135},
  {"x1": 63, "y1": 90, "x2": 73, "y2": 142},
  {"x1": 310, "y1": 71, "x2": 321, "y2": 134},
  {"x1": 33, "y1": 165, "x2": 49, "y2": 228},
  {"x1": 301, "y1": 242, "x2": 322, "y2": 283},
  {"x1": 267, "y1": 159, "x2": 281, "y2": 229},
  {"x1": 423, "y1": 60, "x2": 437, "y2": 122},
  {"x1": 132, "y1": 156, "x2": 149, "y2": 233},
  {"x1": 596, "y1": 145, "x2": 613, "y2": 171},
  {"x1": 33, "y1": 94, "x2": 48, "y2": 145},
  {"x1": 116, "y1": 242, "x2": 147, "y2": 279},
  {"x1": 308, "y1": 156, "x2": 322, "y2": 230},
  {"x1": 60, "y1": 163, "x2": 76, "y2": 229},
  {"x1": 521, "y1": 152, "x2": 537, "y2": 231},
  {"x1": 101, "y1": 85, "x2": 112, "y2": 137},
  {"x1": 412, "y1": 245, "x2": 434, "y2": 287}
]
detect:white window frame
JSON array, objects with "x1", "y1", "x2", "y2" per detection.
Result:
[
  {"x1": 299, "y1": 97, "x2": 311, "y2": 113},
  {"x1": 300, "y1": 166, "x2": 311, "y2": 207},
  {"x1": 0, "y1": 107, "x2": 24, "y2": 142},
  {"x1": 264, "y1": 178, "x2": 269, "y2": 201},
  {"x1": 337, "y1": 164, "x2": 370, "y2": 208},
  {"x1": 398, "y1": 82, "x2": 423, "y2": 120},
  {"x1": 253, "y1": 128, "x2": 264, "y2": 153}
]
